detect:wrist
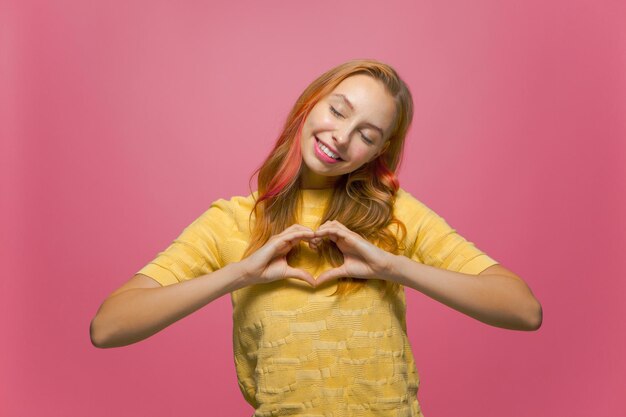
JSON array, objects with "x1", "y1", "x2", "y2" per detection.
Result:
[
  {"x1": 379, "y1": 253, "x2": 408, "y2": 285},
  {"x1": 229, "y1": 260, "x2": 253, "y2": 290}
]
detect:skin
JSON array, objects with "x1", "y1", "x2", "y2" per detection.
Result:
[
  {"x1": 293, "y1": 74, "x2": 542, "y2": 330},
  {"x1": 308, "y1": 222, "x2": 543, "y2": 331},
  {"x1": 91, "y1": 74, "x2": 541, "y2": 349},
  {"x1": 300, "y1": 74, "x2": 395, "y2": 189}
]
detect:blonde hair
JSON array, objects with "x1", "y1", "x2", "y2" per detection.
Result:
[{"x1": 243, "y1": 59, "x2": 414, "y2": 297}]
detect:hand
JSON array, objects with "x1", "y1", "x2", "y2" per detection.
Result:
[
  {"x1": 311, "y1": 220, "x2": 396, "y2": 286},
  {"x1": 239, "y1": 224, "x2": 317, "y2": 287}
]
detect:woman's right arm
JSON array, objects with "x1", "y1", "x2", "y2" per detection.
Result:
[
  {"x1": 90, "y1": 262, "x2": 249, "y2": 349},
  {"x1": 90, "y1": 224, "x2": 317, "y2": 349}
]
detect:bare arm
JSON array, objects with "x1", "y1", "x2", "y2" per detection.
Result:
[
  {"x1": 90, "y1": 225, "x2": 318, "y2": 349},
  {"x1": 90, "y1": 262, "x2": 249, "y2": 348},
  {"x1": 382, "y1": 257, "x2": 543, "y2": 331}
]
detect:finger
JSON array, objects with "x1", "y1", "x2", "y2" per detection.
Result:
[
  {"x1": 285, "y1": 224, "x2": 315, "y2": 233},
  {"x1": 318, "y1": 220, "x2": 348, "y2": 230},
  {"x1": 268, "y1": 228, "x2": 315, "y2": 241},
  {"x1": 279, "y1": 230, "x2": 316, "y2": 245},
  {"x1": 283, "y1": 228, "x2": 316, "y2": 239},
  {"x1": 313, "y1": 227, "x2": 350, "y2": 242},
  {"x1": 285, "y1": 267, "x2": 316, "y2": 287},
  {"x1": 273, "y1": 226, "x2": 314, "y2": 243},
  {"x1": 316, "y1": 221, "x2": 335, "y2": 231},
  {"x1": 309, "y1": 237, "x2": 322, "y2": 246},
  {"x1": 315, "y1": 266, "x2": 347, "y2": 286},
  {"x1": 271, "y1": 230, "x2": 316, "y2": 256}
]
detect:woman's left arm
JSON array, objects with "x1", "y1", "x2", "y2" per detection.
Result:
[
  {"x1": 312, "y1": 220, "x2": 542, "y2": 332},
  {"x1": 381, "y1": 257, "x2": 543, "y2": 331}
]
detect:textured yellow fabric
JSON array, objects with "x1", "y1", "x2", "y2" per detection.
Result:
[{"x1": 136, "y1": 187, "x2": 499, "y2": 416}]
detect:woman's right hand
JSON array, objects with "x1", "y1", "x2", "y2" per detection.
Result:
[{"x1": 239, "y1": 224, "x2": 317, "y2": 287}]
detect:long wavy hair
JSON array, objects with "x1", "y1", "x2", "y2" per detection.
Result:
[{"x1": 242, "y1": 59, "x2": 414, "y2": 297}]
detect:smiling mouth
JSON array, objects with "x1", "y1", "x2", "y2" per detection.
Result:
[{"x1": 315, "y1": 137, "x2": 344, "y2": 161}]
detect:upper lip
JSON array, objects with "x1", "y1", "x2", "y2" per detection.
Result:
[{"x1": 316, "y1": 137, "x2": 344, "y2": 160}]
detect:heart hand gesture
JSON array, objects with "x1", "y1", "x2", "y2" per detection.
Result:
[
  {"x1": 240, "y1": 224, "x2": 317, "y2": 287},
  {"x1": 311, "y1": 220, "x2": 396, "y2": 286}
]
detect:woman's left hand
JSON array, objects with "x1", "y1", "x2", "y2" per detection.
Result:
[{"x1": 310, "y1": 220, "x2": 397, "y2": 286}]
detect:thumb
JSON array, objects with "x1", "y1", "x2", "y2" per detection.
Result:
[
  {"x1": 315, "y1": 266, "x2": 347, "y2": 286},
  {"x1": 286, "y1": 267, "x2": 316, "y2": 287}
]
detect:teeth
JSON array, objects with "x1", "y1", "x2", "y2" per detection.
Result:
[{"x1": 318, "y1": 140, "x2": 341, "y2": 159}]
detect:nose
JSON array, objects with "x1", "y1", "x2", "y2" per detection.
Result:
[{"x1": 332, "y1": 123, "x2": 351, "y2": 147}]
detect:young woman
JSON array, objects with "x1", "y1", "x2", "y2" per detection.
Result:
[{"x1": 90, "y1": 59, "x2": 542, "y2": 417}]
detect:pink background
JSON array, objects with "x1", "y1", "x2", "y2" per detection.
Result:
[{"x1": 2, "y1": 0, "x2": 625, "y2": 416}]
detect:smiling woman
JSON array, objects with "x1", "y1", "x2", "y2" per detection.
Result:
[
  {"x1": 90, "y1": 58, "x2": 542, "y2": 417},
  {"x1": 299, "y1": 74, "x2": 396, "y2": 189}
]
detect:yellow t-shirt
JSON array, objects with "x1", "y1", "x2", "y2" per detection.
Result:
[{"x1": 136, "y1": 187, "x2": 498, "y2": 416}]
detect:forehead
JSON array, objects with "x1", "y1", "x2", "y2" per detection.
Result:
[{"x1": 328, "y1": 75, "x2": 396, "y2": 129}]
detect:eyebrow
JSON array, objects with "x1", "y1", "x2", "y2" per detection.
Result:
[{"x1": 331, "y1": 93, "x2": 385, "y2": 138}]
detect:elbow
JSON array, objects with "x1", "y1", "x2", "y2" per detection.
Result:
[
  {"x1": 90, "y1": 315, "x2": 114, "y2": 349},
  {"x1": 524, "y1": 300, "x2": 543, "y2": 331}
]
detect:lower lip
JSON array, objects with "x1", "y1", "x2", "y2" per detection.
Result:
[{"x1": 314, "y1": 138, "x2": 342, "y2": 164}]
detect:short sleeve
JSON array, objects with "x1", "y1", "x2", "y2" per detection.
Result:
[
  {"x1": 396, "y1": 188, "x2": 499, "y2": 275},
  {"x1": 135, "y1": 198, "x2": 236, "y2": 287}
]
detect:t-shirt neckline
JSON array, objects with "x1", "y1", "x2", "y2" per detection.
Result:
[{"x1": 299, "y1": 187, "x2": 334, "y2": 206}]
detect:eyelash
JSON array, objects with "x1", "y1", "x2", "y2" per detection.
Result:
[{"x1": 329, "y1": 106, "x2": 374, "y2": 144}]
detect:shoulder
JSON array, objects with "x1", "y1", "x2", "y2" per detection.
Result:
[
  {"x1": 204, "y1": 190, "x2": 257, "y2": 213},
  {"x1": 393, "y1": 187, "x2": 430, "y2": 220},
  {"x1": 199, "y1": 190, "x2": 258, "y2": 233},
  {"x1": 393, "y1": 187, "x2": 451, "y2": 233}
]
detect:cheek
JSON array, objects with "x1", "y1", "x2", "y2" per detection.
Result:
[
  {"x1": 310, "y1": 109, "x2": 335, "y2": 129},
  {"x1": 350, "y1": 148, "x2": 375, "y2": 164}
]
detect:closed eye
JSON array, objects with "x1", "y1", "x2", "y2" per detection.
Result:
[
  {"x1": 330, "y1": 105, "x2": 374, "y2": 144},
  {"x1": 329, "y1": 105, "x2": 344, "y2": 118}
]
